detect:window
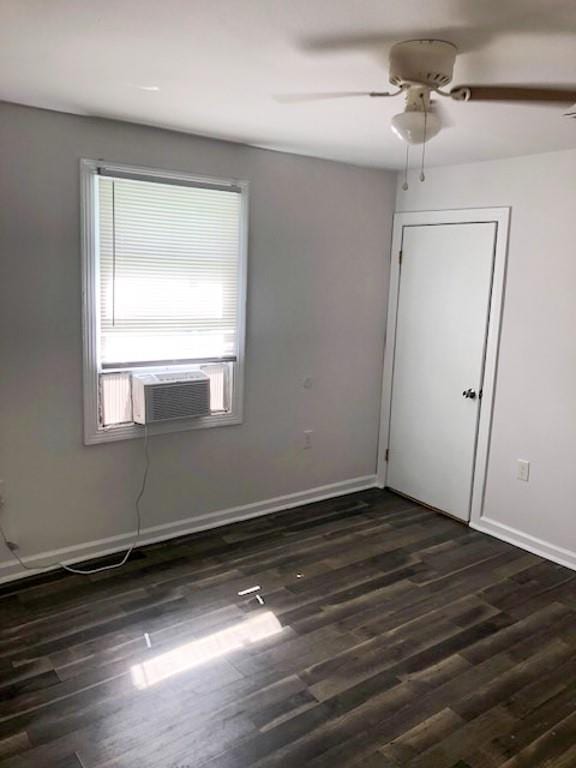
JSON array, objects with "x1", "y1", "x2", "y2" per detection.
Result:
[{"x1": 81, "y1": 160, "x2": 248, "y2": 444}]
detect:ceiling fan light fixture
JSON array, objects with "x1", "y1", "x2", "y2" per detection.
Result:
[{"x1": 390, "y1": 109, "x2": 441, "y2": 145}]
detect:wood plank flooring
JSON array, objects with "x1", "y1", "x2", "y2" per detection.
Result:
[{"x1": 1, "y1": 489, "x2": 576, "y2": 767}]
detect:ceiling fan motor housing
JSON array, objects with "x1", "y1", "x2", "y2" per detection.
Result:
[{"x1": 389, "y1": 40, "x2": 457, "y2": 89}]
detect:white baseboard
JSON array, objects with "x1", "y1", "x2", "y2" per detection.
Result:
[
  {"x1": 471, "y1": 516, "x2": 576, "y2": 573},
  {"x1": 0, "y1": 475, "x2": 378, "y2": 585}
]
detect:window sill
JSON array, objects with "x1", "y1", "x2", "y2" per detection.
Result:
[{"x1": 84, "y1": 412, "x2": 243, "y2": 445}]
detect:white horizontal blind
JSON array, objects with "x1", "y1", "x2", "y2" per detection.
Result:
[{"x1": 98, "y1": 174, "x2": 242, "y2": 366}]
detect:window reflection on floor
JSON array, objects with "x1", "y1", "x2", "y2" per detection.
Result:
[{"x1": 131, "y1": 610, "x2": 283, "y2": 690}]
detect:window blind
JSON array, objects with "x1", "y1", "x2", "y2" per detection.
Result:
[{"x1": 98, "y1": 174, "x2": 242, "y2": 367}]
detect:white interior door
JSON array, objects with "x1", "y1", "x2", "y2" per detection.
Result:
[{"x1": 387, "y1": 222, "x2": 496, "y2": 521}]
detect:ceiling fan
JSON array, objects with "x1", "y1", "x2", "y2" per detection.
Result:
[{"x1": 279, "y1": 40, "x2": 576, "y2": 149}]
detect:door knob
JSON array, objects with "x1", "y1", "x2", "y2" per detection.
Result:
[{"x1": 462, "y1": 388, "x2": 477, "y2": 399}]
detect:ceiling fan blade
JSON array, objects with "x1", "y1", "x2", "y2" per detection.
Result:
[
  {"x1": 453, "y1": 85, "x2": 576, "y2": 105},
  {"x1": 274, "y1": 91, "x2": 386, "y2": 103},
  {"x1": 299, "y1": 27, "x2": 483, "y2": 55},
  {"x1": 299, "y1": 32, "x2": 399, "y2": 54}
]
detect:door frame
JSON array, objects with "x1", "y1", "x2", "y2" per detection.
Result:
[{"x1": 376, "y1": 207, "x2": 510, "y2": 524}]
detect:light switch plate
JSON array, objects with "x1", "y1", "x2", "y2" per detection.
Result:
[{"x1": 517, "y1": 459, "x2": 530, "y2": 482}]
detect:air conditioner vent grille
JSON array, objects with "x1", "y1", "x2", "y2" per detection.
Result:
[
  {"x1": 149, "y1": 383, "x2": 211, "y2": 421},
  {"x1": 132, "y1": 371, "x2": 211, "y2": 424}
]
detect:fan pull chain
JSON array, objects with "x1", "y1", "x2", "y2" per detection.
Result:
[
  {"x1": 420, "y1": 102, "x2": 428, "y2": 182},
  {"x1": 401, "y1": 143, "x2": 410, "y2": 191}
]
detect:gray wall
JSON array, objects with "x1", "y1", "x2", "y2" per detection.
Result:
[
  {"x1": 0, "y1": 102, "x2": 396, "y2": 571},
  {"x1": 396, "y1": 148, "x2": 576, "y2": 566}
]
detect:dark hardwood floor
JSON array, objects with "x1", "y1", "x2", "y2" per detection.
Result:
[{"x1": 2, "y1": 489, "x2": 576, "y2": 767}]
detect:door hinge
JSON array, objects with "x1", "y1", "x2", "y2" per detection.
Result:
[
  {"x1": 399, "y1": 250, "x2": 403, "y2": 265},
  {"x1": 385, "y1": 448, "x2": 390, "y2": 462}
]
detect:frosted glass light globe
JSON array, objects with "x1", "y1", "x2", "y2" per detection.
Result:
[{"x1": 391, "y1": 110, "x2": 441, "y2": 145}]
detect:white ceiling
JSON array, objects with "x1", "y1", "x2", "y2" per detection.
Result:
[{"x1": 0, "y1": 0, "x2": 575, "y2": 169}]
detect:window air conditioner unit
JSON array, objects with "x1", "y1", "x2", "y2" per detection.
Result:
[{"x1": 132, "y1": 371, "x2": 211, "y2": 425}]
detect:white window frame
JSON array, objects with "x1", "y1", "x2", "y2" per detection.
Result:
[{"x1": 80, "y1": 159, "x2": 249, "y2": 445}]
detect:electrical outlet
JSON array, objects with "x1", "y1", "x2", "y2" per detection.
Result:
[
  {"x1": 303, "y1": 430, "x2": 313, "y2": 449},
  {"x1": 517, "y1": 459, "x2": 530, "y2": 482}
]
